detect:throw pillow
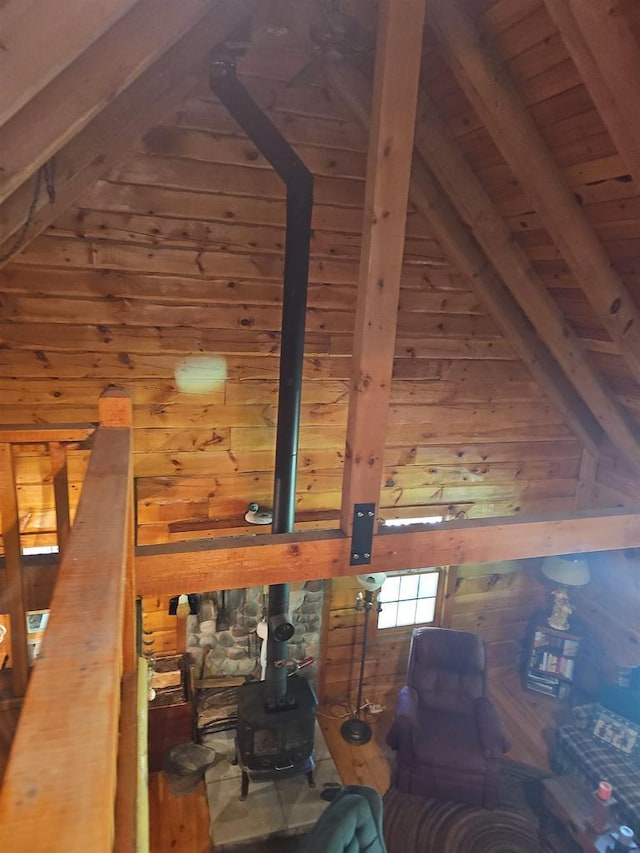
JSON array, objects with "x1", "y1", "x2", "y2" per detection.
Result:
[{"x1": 593, "y1": 709, "x2": 639, "y2": 754}]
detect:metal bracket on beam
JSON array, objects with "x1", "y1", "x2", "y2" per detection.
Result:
[{"x1": 350, "y1": 503, "x2": 375, "y2": 566}]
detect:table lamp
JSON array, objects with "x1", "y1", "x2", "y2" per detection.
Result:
[{"x1": 540, "y1": 554, "x2": 590, "y2": 631}]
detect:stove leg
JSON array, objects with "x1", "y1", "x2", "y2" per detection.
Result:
[
  {"x1": 240, "y1": 770, "x2": 249, "y2": 802},
  {"x1": 307, "y1": 770, "x2": 316, "y2": 789}
]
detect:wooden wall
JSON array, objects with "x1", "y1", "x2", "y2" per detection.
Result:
[
  {"x1": 320, "y1": 560, "x2": 546, "y2": 709},
  {"x1": 0, "y1": 17, "x2": 593, "y2": 553},
  {"x1": 579, "y1": 440, "x2": 640, "y2": 677}
]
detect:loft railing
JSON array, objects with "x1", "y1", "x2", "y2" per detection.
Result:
[{"x1": 0, "y1": 389, "x2": 147, "y2": 852}]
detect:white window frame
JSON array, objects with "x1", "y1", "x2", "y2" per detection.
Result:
[{"x1": 376, "y1": 568, "x2": 444, "y2": 631}]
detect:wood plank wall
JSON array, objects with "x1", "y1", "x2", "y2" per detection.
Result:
[
  {"x1": 0, "y1": 16, "x2": 593, "y2": 552},
  {"x1": 581, "y1": 438, "x2": 640, "y2": 677},
  {"x1": 320, "y1": 561, "x2": 546, "y2": 709}
]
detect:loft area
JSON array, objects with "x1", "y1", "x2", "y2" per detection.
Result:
[{"x1": 1, "y1": 0, "x2": 640, "y2": 851}]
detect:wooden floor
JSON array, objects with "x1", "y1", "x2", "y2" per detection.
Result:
[{"x1": 148, "y1": 669, "x2": 561, "y2": 851}]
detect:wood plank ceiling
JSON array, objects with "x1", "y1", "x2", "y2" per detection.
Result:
[{"x1": 1, "y1": 0, "x2": 640, "y2": 552}]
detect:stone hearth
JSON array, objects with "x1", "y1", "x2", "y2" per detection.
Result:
[{"x1": 203, "y1": 724, "x2": 339, "y2": 851}]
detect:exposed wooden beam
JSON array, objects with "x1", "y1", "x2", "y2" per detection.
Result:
[
  {"x1": 545, "y1": 0, "x2": 640, "y2": 184},
  {"x1": 323, "y1": 62, "x2": 602, "y2": 456},
  {"x1": 0, "y1": 0, "x2": 223, "y2": 206},
  {"x1": 0, "y1": 0, "x2": 257, "y2": 266},
  {"x1": 429, "y1": 0, "x2": 640, "y2": 385},
  {"x1": 0, "y1": 558, "x2": 58, "y2": 615},
  {"x1": 0, "y1": 424, "x2": 94, "y2": 444},
  {"x1": 0, "y1": 420, "x2": 133, "y2": 850},
  {"x1": 412, "y1": 90, "x2": 640, "y2": 463},
  {"x1": 0, "y1": 444, "x2": 29, "y2": 697},
  {"x1": 575, "y1": 448, "x2": 599, "y2": 511},
  {"x1": 99, "y1": 389, "x2": 137, "y2": 673},
  {"x1": 135, "y1": 508, "x2": 640, "y2": 597},
  {"x1": 0, "y1": 0, "x2": 138, "y2": 127},
  {"x1": 340, "y1": 0, "x2": 427, "y2": 535},
  {"x1": 114, "y1": 671, "x2": 139, "y2": 853},
  {"x1": 49, "y1": 442, "x2": 71, "y2": 556}
]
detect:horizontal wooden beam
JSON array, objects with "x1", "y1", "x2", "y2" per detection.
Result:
[
  {"x1": 0, "y1": 424, "x2": 95, "y2": 444},
  {"x1": 135, "y1": 508, "x2": 640, "y2": 597},
  {"x1": 0, "y1": 422, "x2": 133, "y2": 851}
]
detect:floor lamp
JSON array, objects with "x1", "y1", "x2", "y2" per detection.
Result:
[{"x1": 341, "y1": 572, "x2": 387, "y2": 745}]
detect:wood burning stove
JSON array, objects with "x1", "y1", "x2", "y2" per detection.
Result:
[{"x1": 234, "y1": 676, "x2": 318, "y2": 800}]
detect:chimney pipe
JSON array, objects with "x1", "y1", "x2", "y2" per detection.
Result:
[{"x1": 210, "y1": 61, "x2": 313, "y2": 701}]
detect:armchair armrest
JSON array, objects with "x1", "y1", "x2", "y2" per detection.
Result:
[
  {"x1": 386, "y1": 686, "x2": 419, "y2": 755},
  {"x1": 474, "y1": 696, "x2": 511, "y2": 758}
]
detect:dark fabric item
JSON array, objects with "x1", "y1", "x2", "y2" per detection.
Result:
[
  {"x1": 300, "y1": 785, "x2": 387, "y2": 853},
  {"x1": 475, "y1": 696, "x2": 511, "y2": 758},
  {"x1": 383, "y1": 758, "x2": 571, "y2": 853},
  {"x1": 600, "y1": 684, "x2": 640, "y2": 725},
  {"x1": 551, "y1": 703, "x2": 640, "y2": 835},
  {"x1": 408, "y1": 628, "x2": 486, "y2": 715},
  {"x1": 413, "y1": 709, "x2": 487, "y2": 772},
  {"x1": 387, "y1": 628, "x2": 509, "y2": 808}
]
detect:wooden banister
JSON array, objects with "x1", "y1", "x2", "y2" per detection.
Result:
[{"x1": 0, "y1": 391, "x2": 135, "y2": 852}]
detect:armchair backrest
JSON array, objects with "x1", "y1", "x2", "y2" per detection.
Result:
[{"x1": 407, "y1": 628, "x2": 487, "y2": 715}]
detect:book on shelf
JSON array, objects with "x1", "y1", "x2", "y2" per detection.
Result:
[{"x1": 563, "y1": 639, "x2": 579, "y2": 657}]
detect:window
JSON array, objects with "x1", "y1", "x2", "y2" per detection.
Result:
[{"x1": 377, "y1": 570, "x2": 441, "y2": 630}]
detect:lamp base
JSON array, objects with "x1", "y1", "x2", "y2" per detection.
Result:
[
  {"x1": 341, "y1": 717, "x2": 372, "y2": 745},
  {"x1": 547, "y1": 588, "x2": 573, "y2": 631}
]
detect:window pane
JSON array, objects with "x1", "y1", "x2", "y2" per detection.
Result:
[
  {"x1": 399, "y1": 574, "x2": 419, "y2": 600},
  {"x1": 418, "y1": 573, "x2": 439, "y2": 598},
  {"x1": 379, "y1": 576, "x2": 400, "y2": 603},
  {"x1": 396, "y1": 599, "x2": 417, "y2": 627},
  {"x1": 378, "y1": 602, "x2": 398, "y2": 629},
  {"x1": 415, "y1": 597, "x2": 436, "y2": 624}
]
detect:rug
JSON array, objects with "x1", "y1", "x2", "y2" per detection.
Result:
[{"x1": 383, "y1": 759, "x2": 571, "y2": 853}]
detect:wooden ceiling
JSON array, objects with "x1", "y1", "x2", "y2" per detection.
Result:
[{"x1": 2, "y1": 0, "x2": 640, "y2": 550}]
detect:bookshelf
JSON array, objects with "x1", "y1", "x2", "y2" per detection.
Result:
[{"x1": 525, "y1": 622, "x2": 581, "y2": 700}]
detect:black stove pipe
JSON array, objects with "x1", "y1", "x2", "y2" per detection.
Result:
[{"x1": 210, "y1": 61, "x2": 313, "y2": 701}]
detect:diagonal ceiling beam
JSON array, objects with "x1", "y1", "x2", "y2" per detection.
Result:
[
  {"x1": 0, "y1": 0, "x2": 229, "y2": 207},
  {"x1": 0, "y1": 0, "x2": 258, "y2": 268},
  {"x1": 323, "y1": 61, "x2": 602, "y2": 457},
  {"x1": 339, "y1": 0, "x2": 426, "y2": 536},
  {"x1": 428, "y1": 0, "x2": 640, "y2": 387},
  {"x1": 0, "y1": 0, "x2": 139, "y2": 128},
  {"x1": 544, "y1": 0, "x2": 640, "y2": 184},
  {"x1": 412, "y1": 89, "x2": 640, "y2": 463}
]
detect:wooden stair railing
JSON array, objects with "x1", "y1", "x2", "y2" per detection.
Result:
[{"x1": 0, "y1": 389, "x2": 144, "y2": 852}]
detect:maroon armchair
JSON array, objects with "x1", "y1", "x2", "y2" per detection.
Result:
[{"x1": 386, "y1": 627, "x2": 510, "y2": 807}]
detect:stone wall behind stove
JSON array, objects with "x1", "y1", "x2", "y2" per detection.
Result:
[{"x1": 186, "y1": 581, "x2": 323, "y2": 688}]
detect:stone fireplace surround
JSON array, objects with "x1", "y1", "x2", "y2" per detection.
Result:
[{"x1": 185, "y1": 580, "x2": 323, "y2": 700}]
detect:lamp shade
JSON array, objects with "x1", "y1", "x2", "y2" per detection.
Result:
[
  {"x1": 540, "y1": 555, "x2": 590, "y2": 587},
  {"x1": 356, "y1": 572, "x2": 387, "y2": 592}
]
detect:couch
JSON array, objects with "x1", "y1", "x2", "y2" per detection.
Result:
[{"x1": 552, "y1": 703, "x2": 640, "y2": 834}]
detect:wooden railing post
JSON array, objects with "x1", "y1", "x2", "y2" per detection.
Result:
[
  {"x1": 0, "y1": 443, "x2": 29, "y2": 697},
  {"x1": 0, "y1": 393, "x2": 133, "y2": 852},
  {"x1": 49, "y1": 441, "x2": 71, "y2": 557},
  {"x1": 100, "y1": 388, "x2": 136, "y2": 672}
]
